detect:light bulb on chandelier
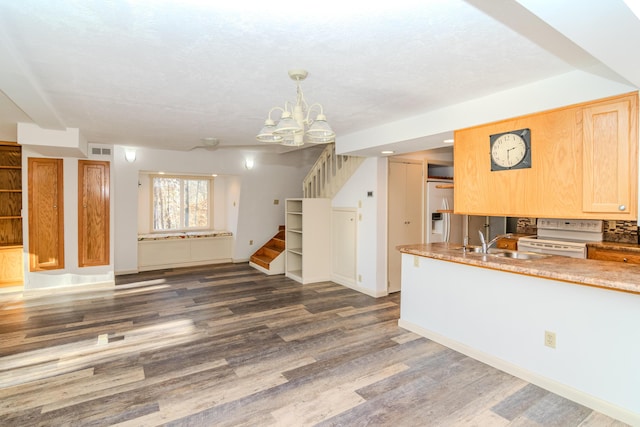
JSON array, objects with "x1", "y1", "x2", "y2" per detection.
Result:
[{"x1": 256, "y1": 70, "x2": 335, "y2": 146}]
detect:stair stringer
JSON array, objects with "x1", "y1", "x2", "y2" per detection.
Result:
[{"x1": 249, "y1": 251, "x2": 284, "y2": 275}]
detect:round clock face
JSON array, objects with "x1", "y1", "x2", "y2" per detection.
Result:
[{"x1": 491, "y1": 133, "x2": 527, "y2": 168}]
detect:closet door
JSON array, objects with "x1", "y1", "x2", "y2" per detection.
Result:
[
  {"x1": 78, "y1": 160, "x2": 110, "y2": 267},
  {"x1": 28, "y1": 158, "x2": 64, "y2": 271},
  {"x1": 387, "y1": 160, "x2": 423, "y2": 293}
]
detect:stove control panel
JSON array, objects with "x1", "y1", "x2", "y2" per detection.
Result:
[{"x1": 537, "y1": 219, "x2": 603, "y2": 232}]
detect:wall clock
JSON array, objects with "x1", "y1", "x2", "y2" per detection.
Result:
[{"x1": 490, "y1": 128, "x2": 531, "y2": 171}]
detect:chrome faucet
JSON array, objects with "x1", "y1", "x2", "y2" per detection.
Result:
[{"x1": 478, "y1": 230, "x2": 513, "y2": 254}]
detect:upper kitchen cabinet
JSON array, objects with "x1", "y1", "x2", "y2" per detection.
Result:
[
  {"x1": 454, "y1": 92, "x2": 638, "y2": 220},
  {"x1": 582, "y1": 96, "x2": 637, "y2": 216}
]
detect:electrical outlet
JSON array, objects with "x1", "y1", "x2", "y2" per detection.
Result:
[
  {"x1": 413, "y1": 256, "x2": 420, "y2": 267},
  {"x1": 249, "y1": 240, "x2": 253, "y2": 245},
  {"x1": 544, "y1": 330, "x2": 556, "y2": 349},
  {"x1": 358, "y1": 274, "x2": 362, "y2": 282},
  {"x1": 273, "y1": 199, "x2": 279, "y2": 205}
]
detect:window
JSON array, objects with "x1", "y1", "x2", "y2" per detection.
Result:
[{"x1": 152, "y1": 175, "x2": 212, "y2": 231}]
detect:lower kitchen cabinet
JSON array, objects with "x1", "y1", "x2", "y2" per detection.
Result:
[{"x1": 587, "y1": 245, "x2": 640, "y2": 264}]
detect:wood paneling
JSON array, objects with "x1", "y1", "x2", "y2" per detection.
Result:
[
  {"x1": 78, "y1": 160, "x2": 110, "y2": 267},
  {"x1": 0, "y1": 245, "x2": 23, "y2": 286},
  {"x1": 454, "y1": 92, "x2": 637, "y2": 220},
  {"x1": 28, "y1": 157, "x2": 64, "y2": 271},
  {"x1": 0, "y1": 263, "x2": 622, "y2": 426}
]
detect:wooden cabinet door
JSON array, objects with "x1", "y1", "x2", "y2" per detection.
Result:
[
  {"x1": 28, "y1": 158, "x2": 64, "y2": 271},
  {"x1": 582, "y1": 97, "x2": 637, "y2": 216},
  {"x1": 78, "y1": 160, "x2": 110, "y2": 267}
]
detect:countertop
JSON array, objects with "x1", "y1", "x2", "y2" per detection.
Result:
[{"x1": 398, "y1": 242, "x2": 640, "y2": 295}]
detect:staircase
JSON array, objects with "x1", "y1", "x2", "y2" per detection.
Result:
[
  {"x1": 249, "y1": 144, "x2": 364, "y2": 276},
  {"x1": 303, "y1": 143, "x2": 365, "y2": 199},
  {"x1": 249, "y1": 226, "x2": 286, "y2": 275}
]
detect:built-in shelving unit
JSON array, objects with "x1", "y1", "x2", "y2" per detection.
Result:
[
  {"x1": 285, "y1": 198, "x2": 331, "y2": 284},
  {"x1": 0, "y1": 142, "x2": 23, "y2": 287}
]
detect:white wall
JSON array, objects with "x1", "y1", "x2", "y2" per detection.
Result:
[
  {"x1": 332, "y1": 157, "x2": 388, "y2": 297},
  {"x1": 113, "y1": 145, "x2": 314, "y2": 274},
  {"x1": 399, "y1": 255, "x2": 640, "y2": 425}
]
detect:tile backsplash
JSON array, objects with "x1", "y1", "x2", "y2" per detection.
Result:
[
  {"x1": 603, "y1": 220, "x2": 638, "y2": 244},
  {"x1": 516, "y1": 218, "x2": 638, "y2": 244}
]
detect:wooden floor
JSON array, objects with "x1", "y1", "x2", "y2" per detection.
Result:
[{"x1": 0, "y1": 263, "x2": 628, "y2": 426}]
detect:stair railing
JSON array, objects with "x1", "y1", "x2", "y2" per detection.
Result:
[{"x1": 303, "y1": 143, "x2": 365, "y2": 198}]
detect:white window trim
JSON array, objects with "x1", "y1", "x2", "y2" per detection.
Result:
[{"x1": 149, "y1": 174, "x2": 214, "y2": 233}]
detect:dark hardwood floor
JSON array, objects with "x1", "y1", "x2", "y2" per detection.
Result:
[{"x1": 0, "y1": 263, "x2": 628, "y2": 426}]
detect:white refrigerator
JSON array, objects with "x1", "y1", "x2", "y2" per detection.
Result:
[{"x1": 425, "y1": 180, "x2": 463, "y2": 244}]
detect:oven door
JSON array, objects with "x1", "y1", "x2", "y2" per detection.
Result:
[{"x1": 517, "y1": 240, "x2": 586, "y2": 259}]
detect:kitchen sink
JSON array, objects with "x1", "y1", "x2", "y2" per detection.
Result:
[{"x1": 489, "y1": 250, "x2": 550, "y2": 260}]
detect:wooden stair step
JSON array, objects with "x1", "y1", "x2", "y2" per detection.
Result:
[
  {"x1": 266, "y1": 239, "x2": 285, "y2": 251},
  {"x1": 250, "y1": 254, "x2": 271, "y2": 269}
]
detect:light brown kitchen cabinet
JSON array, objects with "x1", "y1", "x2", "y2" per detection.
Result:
[
  {"x1": 78, "y1": 160, "x2": 110, "y2": 267},
  {"x1": 587, "y1": 246, "x2": 640, "y2": 264},
  {"x1": 496, "y1": 238, "x2": 517, "y2": 251},
  {"x1": 454, "y1": 92, "x2": 638, "y2": 220},
  {"x1": 28, "y1": 157, "x2": 64, "y2": 271},
  {"x1": 582, "y1": 97, "x2": 636, "y2": 216}
]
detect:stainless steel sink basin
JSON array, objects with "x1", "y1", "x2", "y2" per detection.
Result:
[{"x1": 490, "y1": 250, "x2": 550, "y2": 260}]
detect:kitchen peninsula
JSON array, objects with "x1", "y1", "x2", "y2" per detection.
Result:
[{"x1": 397, "y1": 242, "x2": 640, "y2": 425}]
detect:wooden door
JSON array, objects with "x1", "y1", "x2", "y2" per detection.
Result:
[
  {"x1": 28, "y1": 158, "x2": 64, "y2": 271},
  {"x1": 79, "y1": 160, "x2": 110, "y2": 267},
  {"x1": 387, "y1": 161, "x2": 422, "y2": 293}
]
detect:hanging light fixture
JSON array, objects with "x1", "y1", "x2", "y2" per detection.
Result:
[{"x1": 257, "y1": 70, "x2": 335, "y2": 146}]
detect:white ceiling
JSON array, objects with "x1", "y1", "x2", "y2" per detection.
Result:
[{"x1": 0, "y1": 0, "x2": 639, "y2": 157}]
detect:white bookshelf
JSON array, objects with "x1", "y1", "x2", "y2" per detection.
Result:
[{"x1": 285, "y1": 198, "x2": 331, "y2": 284}]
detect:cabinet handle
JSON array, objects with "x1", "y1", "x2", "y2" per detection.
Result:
[
  {"x1": 619, "y1": 205, "x2": 626, "y2": 211},
  {"x1": 624, "y1": 258, "x2": 628, "y2": 262}
]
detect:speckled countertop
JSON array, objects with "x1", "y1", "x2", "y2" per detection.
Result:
[{"x1": 398, "y1": 242, "x2": 640, "y2": 295}]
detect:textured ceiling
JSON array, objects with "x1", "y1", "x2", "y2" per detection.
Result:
[{"x1": 0, "y1": 0, "x2": 637, "y2": 156}]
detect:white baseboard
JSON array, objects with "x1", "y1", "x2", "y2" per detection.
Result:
[
  {"x1": 115, "y1": 269, "x2": 139, "y2": 276},
  {"x1": 138, "y1": 258, "x2": 232, "y2": 272},
  {"x1": 398, "y1": 319, "x2": 640, "y2": 426},
  {"x1": 331, "y1": 275, "x2": 388, "y2": 298},
  {"x1": 24, "y1": 281, "x2": 115, "y2": 295}
]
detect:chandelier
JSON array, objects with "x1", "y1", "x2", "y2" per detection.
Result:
[{"x1": 256, "y1": 70, "x2": 335, "y2": 146}]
